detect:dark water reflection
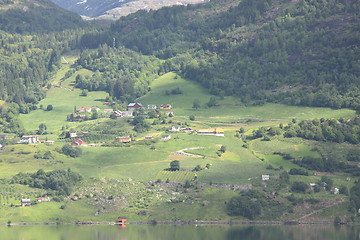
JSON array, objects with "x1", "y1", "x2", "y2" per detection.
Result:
[{"x1": 0, "y1": 224, "x2": 359, "y2": 240}]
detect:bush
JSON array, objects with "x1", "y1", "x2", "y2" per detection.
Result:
[
  {"x1": 289, "y1": 168, "x2": 309, "y2": 176},
  {"x1": 194, "y1": 165, "x2": 201, "y2": 171},
  {"x1": 189, "y1": 115, "x2": 195, "y2": 121},
  {"x1": 46, "y1": 104, "x2": 53, "y2": 111},
  {"x1": 169, "y1": 160, "x2": 180, "y2": 171},
  {"x1": 291, "y1": 181, "x2": 308, "y2": 193}
]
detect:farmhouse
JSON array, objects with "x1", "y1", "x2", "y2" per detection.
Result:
[
  {"x1": 197, "y1": 128, "x2": 224, "y2": 136},
  {"x1": 169, "y1": 126, "x2": 180, "y2": 132},
  {"x1": 21, "y1": 199, "x2": 31, "y2": 207},
  {"x1": 0, "y1": 134, "x2": 6, "y2": 140},
  {"x1": 127, "y1": 102, "x2": 144, "y2": 111},
  {"x1": 71, "y1": 139, "x2": 84, "y2": 146},
  {"x1": 160, "y1": 104, "x2": 172, "y2": 110},
  {"x1": 103, "y1": 102, "x2": 110, "y2": 105},
  {"x1": 19, "y1": 135, "x2": 39, "y2": 144},
  {"x1": 116, "y1": 136, "x2": 131, "y2": 143},
  {"x1": 147, "y1": 105, "x2": 157, "y2": 110}
]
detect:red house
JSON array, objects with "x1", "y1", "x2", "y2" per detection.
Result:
[
  {"x1": 127, "y1": 102, "x2": 144, "y2": 111},
  {"x1": 71, "y1": 139, "x2": 84, "y2": 146}
]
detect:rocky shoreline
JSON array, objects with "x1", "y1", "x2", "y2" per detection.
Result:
[{"x1": 0, "y1": 220, "x2": 341, "y2": 226}]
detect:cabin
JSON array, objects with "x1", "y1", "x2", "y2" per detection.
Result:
[
  {"x1": 19, "y1": 135, "x2": 39, "y2": 144},
  {"x1": 21, "y1": 199, "x2": 31, "y2": 207},
  {"x1": 160, "y1": 104, "x2": 172, "y2": 110},
  {"x1": 147, "y1": 105, "x2": 157, "y2": 110},
  {"x1": 103, "y1": 102, "x2": 110, "y2": 105},
  {"x1": 71, "y1": 139, "x2": 84, "y2": 146},
  {"x1": 0, "y1": 134, "x2": 6, "y2": 141},
  {"x1": 127, "y1": 103, "x2": 144, "y2": 111},
  {"x1": 116, "y1": 136, "x2": 131, "y2": 143},
  {"x1": 169, "y1": 126, "x2": 180, "y2": 132},
  {"x1": 117, "y1": 216, "x2": 127, "y2": 225},
  {"x1": 145, "y1": 136, "x2": 154, "y2": 140}
]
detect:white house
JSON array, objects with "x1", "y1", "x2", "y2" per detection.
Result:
[
  {"x1": 19, "y1": 135, "x2": 39, "y2": 144},
  {"x1": 262, "y1": 175, "x2": 270, "y2": 181},
  {"x1": 69, "y1": 131, "x2": 77, "y2": 138}
]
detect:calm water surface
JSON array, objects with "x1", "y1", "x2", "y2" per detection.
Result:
[{"x1": 0, "y1": 224, "x2": 358, "y2": 240}]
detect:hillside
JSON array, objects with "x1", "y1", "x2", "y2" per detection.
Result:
[
  {"x1": 2, "y1": 0, "x2": 360, "y2": 224},
  {"x1": 81, "y1": 0, "x2": 360, "y2": 110},
  {"x1": 0, "y1": 0, "x2": 86, "y2": 33}
]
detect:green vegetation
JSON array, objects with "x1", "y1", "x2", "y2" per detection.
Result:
[{"x1": 1, "y1": 0, "x2": 360, "y2": 224}]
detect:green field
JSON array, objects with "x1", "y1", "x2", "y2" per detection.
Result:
[{"x1": 2, "y1": 65, "x2": 359, "y2": 223}]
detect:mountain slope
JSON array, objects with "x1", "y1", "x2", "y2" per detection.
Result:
[
  {"x1": 0, "y1": 0, "x2": 86, "y2": 33},
  {"x1": 81, "y1": 0, "x2": 360, "y2": 110}
]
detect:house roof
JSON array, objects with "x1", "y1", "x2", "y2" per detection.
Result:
[
  {"x1": 21, "y1": 135, "x2": 38, "y2": 138},
  {"x1": 128, "y1": 102, "x2": 144, "y2": 107},
  {"x1": 72, "y1": 139, "x2": 84, "y2": 145}
]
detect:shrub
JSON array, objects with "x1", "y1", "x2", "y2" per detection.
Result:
[
  {"x1": 291, "y1": 181, "x2": 308, "y2": 193},
  {"x1": 46, "y1": 104, "x2": 53, "y2": 111}
]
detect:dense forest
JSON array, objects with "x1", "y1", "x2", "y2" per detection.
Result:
[
  {"x1": 79, "y1": 0, "x2": 360, "y2": 109},
  {"x1": 0, "y1": 0, "x2": 85, "y2": 33},
  {"x1": 11, "y1": 169, "x2": 82, "y2": 196},
  {"x1": 76, "y1": 45, "x2": 162, "y2": 102}
]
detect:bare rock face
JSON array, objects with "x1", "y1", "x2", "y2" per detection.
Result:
[{"x1": 49, "y1": 0, "x2": 207, "y2": 19}]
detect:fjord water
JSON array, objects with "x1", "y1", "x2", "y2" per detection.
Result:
[{"x1": 0, "y1": 224, "x2": 358, "y2": 240}]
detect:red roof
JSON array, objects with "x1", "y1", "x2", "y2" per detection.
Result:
[{"x1": 71, "y1": 139, "x2": 84, "y2": 146}]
